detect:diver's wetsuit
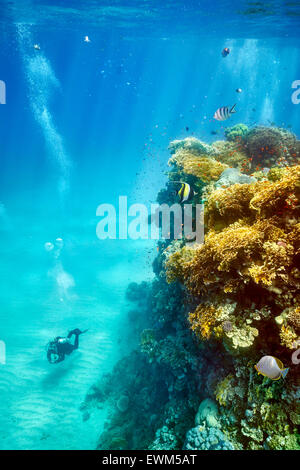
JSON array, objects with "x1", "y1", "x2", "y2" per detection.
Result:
[{"x1": 47, "y1": 328, "x2": 83, "y2": 364}]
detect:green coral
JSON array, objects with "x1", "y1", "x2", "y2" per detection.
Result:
[
  {"x1": 215, "y1": 374, "x2": 237, "y2": 406},
  {"x1": 223, "y1": 324, "x2": 259, "y2": 353},
  {"x1": 225, "y1": 124, "x2": 249, "y2": 142}
]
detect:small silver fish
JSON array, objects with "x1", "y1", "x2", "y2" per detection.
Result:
[
  {"x1": 254, "y1": 355, "x2": 289, "y2": 380},
  {"x1": 236, "y1": 88, "x2": 242, "y2": 93},
  {"x1": 213, "y1": 104, "x2": 236, "y2": 121}
]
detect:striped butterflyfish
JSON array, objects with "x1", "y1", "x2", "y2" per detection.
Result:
[
  {"x1": 213, "y1": 104, "x2": 236, "y2": 121},
  {"x1": 177, "y1": 182, "x2": 196, "y2": 203}
]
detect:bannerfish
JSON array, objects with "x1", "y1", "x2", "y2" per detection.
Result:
[
  {"x1": 222, "y1": 47, "x2": 230, "y2": 57},
  {"x1": 254, "y1": 355, "x2": 289, "y2": 380},
  {"x1": 214, "y1": 104, "x2": 236, "y2": 121},
  {"x1": 177, "y1": 183, "x2": 196, "y2": 203}
]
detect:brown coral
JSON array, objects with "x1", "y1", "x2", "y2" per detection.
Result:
[
  {"x1": 249, "y1": 165, "x2": 300, "y2": 216},
  {"x1": 212, "y1": 140, "x2": 250, "y2": 172},
  {"x1": 243, "y1": 126, "x2": 299, "y2": 169},
  {"x1": 287, "y1": 306, "x2": 300, "y2": 332},
  {"x1": 206, "y1": 183, "x2": 256, "y2": 230},
  {"x1": 188, "y1": 303, "x2": 218, "y2": 340}
]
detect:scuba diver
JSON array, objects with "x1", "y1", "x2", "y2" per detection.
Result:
[{"x1": 46, "y1": 328, "x2": 87, "y2": 364}]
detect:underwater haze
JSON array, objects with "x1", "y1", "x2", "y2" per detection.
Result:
[{"x1": 0, "y1": 0, "x2": 299, "y2": 451}]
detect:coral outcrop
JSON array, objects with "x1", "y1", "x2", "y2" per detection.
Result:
[{"x1": 85, "y1": 126, "x2": 300, "y2": 451}]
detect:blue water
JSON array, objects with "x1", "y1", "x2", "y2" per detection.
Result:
[{"x1": 0, "y1": 0, "x2": 299, "y2": 450}]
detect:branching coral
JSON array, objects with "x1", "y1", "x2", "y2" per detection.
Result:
[
  {"x1": 249, "y1": 165, "x2": 300, "y2": 216},
  {"x1": 188, "y1": 304, "x2": 219, "y2": 340},
  {"x1": 206, "y1": 183, "x2": 256, "y2": 229}
]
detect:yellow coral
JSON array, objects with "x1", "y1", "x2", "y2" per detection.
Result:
[
  {"x1": 168, "y1": 149, "x2": 228, "y2": 183},
  {"x1": 279, "y1": 324, "x2": 298, "y2": 350},
  {"x1": 215, "y1": 374, "x2": 235, "y2": 406},
  {"x1": 188, "y1": 304, "x2": 218, "y2": 340},
  {"x1": 287, "y1": 306, "x2": 300, "y2": 332},
  {"x1": 165, "y1": 246, "x2": 195, "y2": 284},
  {"x1": 250, "y1": 165, "x2": 300, "y2": 215},
  {"x1": 206, "y1": 183, "x2": 255, "y2": 230}
]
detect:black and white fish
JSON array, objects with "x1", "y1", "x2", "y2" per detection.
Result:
[
  {"x1": 177, "y1": 182, "x2": 197, "y2": 203},
  {"x1": 213, "y1": 104, "x2": 236, "y2": 121}
]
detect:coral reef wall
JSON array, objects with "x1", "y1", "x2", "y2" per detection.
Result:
[{"x1": 83, "y1": 125, "x2": 300, "y2": 451}]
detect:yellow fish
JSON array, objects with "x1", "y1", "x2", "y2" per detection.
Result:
[
  {"x1": 254, "y1": 355, "x2": 289, "y2": 380},
  {"x1": 177, "y1": 183, "x2": 196, "y2": 203}
]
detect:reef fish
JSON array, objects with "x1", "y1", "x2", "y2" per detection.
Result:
[
  {"x1": 221, "y1": 47, "x2": 230, "y2": 57},
  {"x1": 254, "y1": 355, "x2": 289, "y2": 380},
  {"x1": 177, "y1": 183, "x2": 196, "y2": 203},
  {"x1": 213, "y1": 104, "x2": 236, "y2": 121}
]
